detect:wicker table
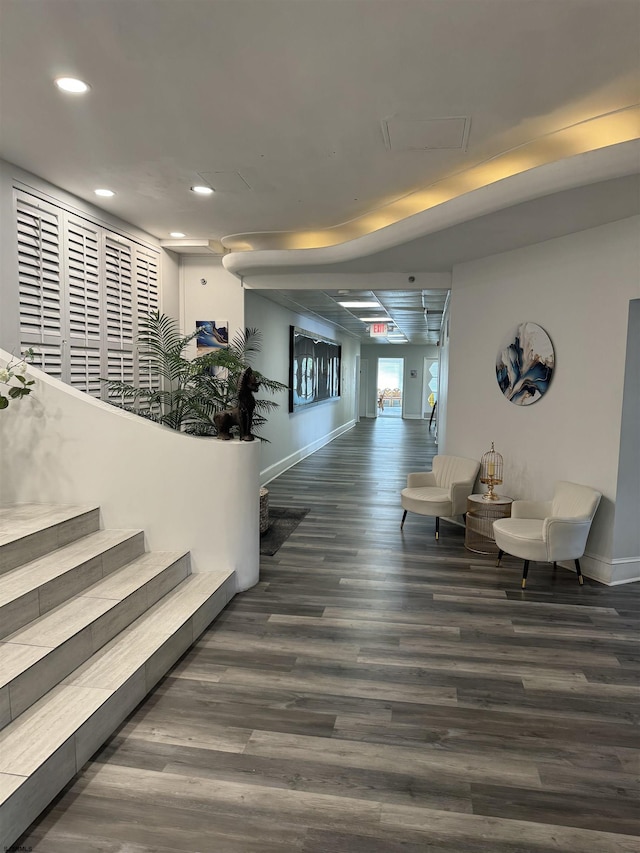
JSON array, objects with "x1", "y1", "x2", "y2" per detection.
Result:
[{"x1": 465, "y1": 494, "x2": 513, "y2": 555}]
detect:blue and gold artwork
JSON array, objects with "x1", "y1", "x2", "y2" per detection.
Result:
[{"x1": 496, "y1": 322, "x2": 554, "y2": 405}]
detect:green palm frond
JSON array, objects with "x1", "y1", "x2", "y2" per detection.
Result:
[{"x1": 103, "y1": 312, "x2": 289, "y2": 437}]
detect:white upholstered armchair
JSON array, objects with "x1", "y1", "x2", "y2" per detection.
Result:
[
  {"x1": 401, "y1": 455, "x2": 480, "y2": 540},
  {"x1": 493, "y1": 480, "x2": 601, "y2": 588}
]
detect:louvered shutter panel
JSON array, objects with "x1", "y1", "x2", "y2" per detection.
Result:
[
  {"x1": 69, "y1": 348, "x2": 102, "y2": 397},
  {"x1": 134, "y1": 245, "x2": 161, "y2": 410},
  {"x1": 135, "y1": 247, "x2": 159, "y2": 322},
  {"x1": 104, "y1": 235, "x2": 135, "y2": 401},
  {"x1": 13, "y1": 190, "x2": 162, "y2": 400},
  {"x1": 28, "y1": 345, "x2": 63, "y2": 380},
  {"x1": 66, "y1": 216, "x2": 102, "y2": 397},
  {"x1": 107, "y1": 350, "x2": 135, "y2": 407},
  {"x1": 136, "y1": 354, "x2": 161, "y2": 416},
  {"x1": 66, "y1": 217, "x2": 100, "y2": 342},
  {"x1": 105, "y1": 236, "x2": 134, "y2": 347},
  {"x1": 15, "y1": 193, "x2": 63, "y2": 361}
]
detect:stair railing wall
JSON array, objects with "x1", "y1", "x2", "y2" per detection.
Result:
[{"x1": 0, "y1": 349, "x2": 260, "y2": 591}]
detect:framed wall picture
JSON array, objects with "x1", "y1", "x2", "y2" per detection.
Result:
[
  {"x1": 496, "y1": 322, "x2": 554, "y2": 405},
  {"x1": 196, "y1": 320, "x2": 228, "y2": 354},
  {"x1": 289, "y1": 326, "x2": 341, "y2": 412}
]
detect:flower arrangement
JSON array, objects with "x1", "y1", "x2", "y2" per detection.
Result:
[{"x1": 0, "y1": 349, "x2": 35, "y2": 410}]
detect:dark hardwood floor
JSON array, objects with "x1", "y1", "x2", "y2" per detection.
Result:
[{"x1": 19, "y1": 418, "x2": 640, "y2": 852}]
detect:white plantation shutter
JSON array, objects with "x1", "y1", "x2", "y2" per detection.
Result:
[
  {"x1": 13, "y1": 190, "x2": 161, "y2": 400},
  {"x1": 69, "y1": 347, "x2": 102, "y2": 397},
  {"x1": 28, "y1": 344, "x2": 63, "y2": 379},
  {"x1": 134, "y1": 247, "x2": 161, "y2": 411},
  {"x1": 16, "y1": 194, "x2": 63, "y2": 352},
  {"x1": 107, "y1": 350, "x2": 135, "y2": 407},
  {"x1": 66, "y1": 217, "x2": 100, "y2": 342},
  {"x1": 135, "y1": 247, "x2": 159, "y2": 322},
  {"x1": 137, "y1": 353, "x2": 161, "y2": 415},
  {"x1": 104, "y1": 236, "x2": 134, "y2": 348}
]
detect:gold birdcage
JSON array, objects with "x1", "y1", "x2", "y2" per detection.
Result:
[{"x1": 480, "y1": 441, "x2": 503, "y2": 501}]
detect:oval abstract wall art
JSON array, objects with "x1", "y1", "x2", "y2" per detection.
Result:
[{"x1": 496, "y1": 322, "x2": 554, "y2": 405}]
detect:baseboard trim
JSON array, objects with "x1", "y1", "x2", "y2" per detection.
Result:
[
  {"x1": 564, "y1": 552, "x2": 640, "y2": 586},
  {"x1": 261, "y1": 420, "x2": 356, "y2": 485}
]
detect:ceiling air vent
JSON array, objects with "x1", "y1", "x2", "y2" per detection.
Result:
[
  {"x1": 382, "y1": 116, "x2": 471, "y2": 151},
  {"x1": 198, "y1": 171, "x2": 252, "y2": 192}
]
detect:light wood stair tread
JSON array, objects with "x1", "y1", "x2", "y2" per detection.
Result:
[
  {"x1": 0, "y1": 504, "x2": 99, "y2": 549},
  {"x1": 0, "y1": 500, "x2": 236, "y2": 850},
  {"x1": 0, "y1": 570, "x2": 232, "y2": 781},
  {"x1": 66, "y1": 571, "x2": 232, "y2": 689},
  {"x1": 0, "y1": 683, "x2": 112, "y2": 775},
  {"x1": 1, "y1": 551, "x2": 189, "y2": 680},
  {"x1": 0, "y1": 529, "x2": 144, "y2": 608}
]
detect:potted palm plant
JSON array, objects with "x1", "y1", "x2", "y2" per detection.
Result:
[{"x1": 105, "y1": 312, "x2": 287, "y2": 439}]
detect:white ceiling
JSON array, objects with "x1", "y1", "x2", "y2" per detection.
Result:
[{"x1": 0, "y1": 0, "x2": 638, "y2": 344}]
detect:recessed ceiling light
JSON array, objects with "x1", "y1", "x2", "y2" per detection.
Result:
[
  {"x1": 55, "y1": 77, "x2": 90, "y2": 94},
  {"x1": 170, "y1": 232, "x2": 186, "y2": 238},
  {"x1": 338, "y1": 301, "x2": 382, "y2": 309},
  {"x1": 94, "y1": 188, "x2": 115, "y2": 197},
  {"x1": 191, "y1": 186, "x2": 214, "y2": 195},
  {"x1": 359, "y1": 316, "x2": 391, "y2": 323}
]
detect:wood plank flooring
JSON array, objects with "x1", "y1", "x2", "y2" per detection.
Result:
[{"x1": 16, "y1": 419, "x2": 640, "y2": 852}]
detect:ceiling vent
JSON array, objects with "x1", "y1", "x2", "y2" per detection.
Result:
[
  {"x1": 382, "y1": 116, "x2": 471, "y2": 151},
  {"x1": 198, "y1": 171, "x2": 252, "y2": 192}
]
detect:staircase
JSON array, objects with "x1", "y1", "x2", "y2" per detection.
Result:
[{"x1": 0, "y1": 504, "x2": 235, "y2": 849}]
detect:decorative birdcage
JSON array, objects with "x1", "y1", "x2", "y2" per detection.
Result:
[{"x1": 480, "y1": 441, "x2": 503, "y2": 501}]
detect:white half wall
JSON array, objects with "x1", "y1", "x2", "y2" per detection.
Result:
[
  {"x1": 244, "y1": 290, "x2": 359, "y2": 483},
  {"x1": 443, "y1": 216, "x2": 640, "y2": 584},
  {"x1": 0, "y1": 352, "x2": 260, "y2": 592}
]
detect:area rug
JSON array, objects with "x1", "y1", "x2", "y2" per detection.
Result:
[{"x1": 260, "y1": 507, "x2": 311, "y2": 556}]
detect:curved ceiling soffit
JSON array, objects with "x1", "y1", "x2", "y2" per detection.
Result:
[{"x1": 223, "y1": 107, "x2": 640, "y2": 277}]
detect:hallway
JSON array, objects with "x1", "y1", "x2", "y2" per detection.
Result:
[{"x1": 19, "y1": 419, "x2": 640, "y2": 852}]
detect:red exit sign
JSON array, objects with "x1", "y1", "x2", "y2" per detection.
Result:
[{"x1": 370, "y1": 322, "x2": 388, "y2": 336}]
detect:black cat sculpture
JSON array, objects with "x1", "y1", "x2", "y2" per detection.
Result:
[{"x1": 214, "y1": 366, "x2": 260, "y2": 441}]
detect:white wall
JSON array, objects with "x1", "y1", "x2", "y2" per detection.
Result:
[
  {"x1": 360, "y1": 343, "x2": 439, "y2": 419},
  {"x1": 444, "y1": 216, "x2": 640, "y2": 583},
  {"x1": 161, "y1": 249, "x2": 181, "y2": 323},
  {"x1": 0, "y1": 352, "x2": 260, "y2": 592},
  {"x1": 180, "y1": 256, "x2": 245, "y2": 353},
  {"x1": 613, "y1": 299, "x2": 640, "y2": 564},
  {"x1": 244, "y1": 290, "x2": 359, "y2": 483}
]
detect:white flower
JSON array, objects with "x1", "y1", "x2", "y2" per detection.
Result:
[{"x1": 0, "y1": 368, "x2": 11, "y2": 383}]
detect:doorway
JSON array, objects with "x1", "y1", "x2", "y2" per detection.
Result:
[{"x1": 377, "y1": 358, "x2": 404, "y2": 417}]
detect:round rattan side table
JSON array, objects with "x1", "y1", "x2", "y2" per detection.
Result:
[{"x1": 465, "y1": 494, "x2": 513, "y2": 555}]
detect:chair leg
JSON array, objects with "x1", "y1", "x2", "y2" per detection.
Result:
[
  {"x1": 496, "y1": 549, "x2": 504, "y2": 567},
  {"x1": 521, "y1": 560, "x2": 530, "y2": 589},
  {"x1": 552, "y1": 562, "x2": 557, "y2": 572},
  {"x1": 575, "y1": 558, "x2": 584, "y2": 585},
  {"x1": 435, "y1": 517, "x2": 439, "y2": 540},
  {"x1": 400, "y1": 510, "x2": 407, "y2": 530}
]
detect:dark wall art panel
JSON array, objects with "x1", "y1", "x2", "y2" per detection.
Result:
[
  {"x1": 496, "y1": 321, "x2": 554, "y2": 405},
  {"x1": 289, "y1": 326, "x2": 341, "y2": 412}
]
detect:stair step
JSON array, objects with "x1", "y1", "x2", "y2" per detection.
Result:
[
  {"x1": 0, "y1": 505, "x2": 100, "y2": 575},
  {"x1": 0, "y1": 529, "x2": 145, "y2": 640},
  {"x1": 0, "y1": 551, "x2": 190, "y2": 728},
  {"x1": 0, "y1": 569, "x2": 234, "y2": 850}
]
